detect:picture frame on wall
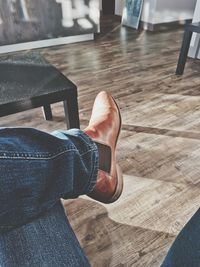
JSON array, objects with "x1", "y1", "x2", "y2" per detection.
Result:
[
  {"x1": 122, "y1": 0, "x2": 144, "y2": 29},
  {"x1": 0, "y1": 0, "x2": 99, "y2": 46}
]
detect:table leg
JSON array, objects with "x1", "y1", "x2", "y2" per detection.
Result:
[
  {"x1": 43, "y1": 105, "x2": 53, "y2": 120},
  {"x1": 63, "y1": 92, "x2": 80, "y2": 129},
  {"x1": 176, "y1": 29, "x2": 193, "y2": 75}
]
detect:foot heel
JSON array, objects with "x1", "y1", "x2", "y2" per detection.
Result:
[{"x1": 109, "y1": 164, "x2": 123, "y2": 203}]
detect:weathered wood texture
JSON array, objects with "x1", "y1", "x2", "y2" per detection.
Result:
[{"x1": 1, "y1": 15, "x2": 200, "y2": 267}]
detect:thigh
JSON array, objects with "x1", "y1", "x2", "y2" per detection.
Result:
[
  {"x1": 161, "y1": 208, "x2": 200, "y2": 267},
  {"x1": 0, "y1": 201, "x2": 91, "y2": 267}
]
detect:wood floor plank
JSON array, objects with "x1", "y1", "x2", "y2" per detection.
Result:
[
  {"x1": 64, "y1": 197, "x2": 175, "y2": 267},
  {"x1": 117, "y1": 130, "x2": 200, "y2": 185},
  {"x1": 63, "y1": 172, "x2": 200, "y2": 266},
  {"x1": 119, "y1": 92, "x2": 200, "y2": 133}
]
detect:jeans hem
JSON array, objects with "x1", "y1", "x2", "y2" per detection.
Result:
[{"x1": 73, "y1": 130, "x2": 99, "y2": 195}]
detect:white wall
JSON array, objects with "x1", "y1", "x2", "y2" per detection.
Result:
[
  {"x1": 114, "y1": 0, "x2": 196, "y2": 24},
  {"x1": 188, "y1": 0, "x2": 200, "y2": 58},
  {"x1": 141, "y1": 0, "x2": 157, "y2": 24},
  {"x1": 115, "y1": 0, "x2": 124, "y2": 15},
  {"x1": 154, "y1": 0, "x2": 196, "y2": 24},
  {"x1": 99, "y1": 0, "x2": 102, "y2": 10},
  {"x1": 115, "y1": 0, "x2": 157, "y2": 24}
]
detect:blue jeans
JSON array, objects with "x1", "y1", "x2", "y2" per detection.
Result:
[
  {"x1": 0, "y1": 128, "x2": 99, "y2": 266},
  {"x1": 161, "y1": 208, "x2": 200, "y2": 267}
]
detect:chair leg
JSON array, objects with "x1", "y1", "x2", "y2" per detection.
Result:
[
  {"x1": 195, "y1": 38, "x2": 200, "y2": 58},
  {"x1": 43, "y1": 105, "x2": 53, "y2": 120},
  {"x1": 176, "y1": 29, "x2": 193, "y2": 75},
  {"x1": 63, "y1": 92, "x2": 80, "y2": 129}
]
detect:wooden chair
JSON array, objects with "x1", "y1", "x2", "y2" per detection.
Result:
[{"x1": 176, "y1": 22, "x2": 200, "y2": 75}]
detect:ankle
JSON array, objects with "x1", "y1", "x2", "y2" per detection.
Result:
[
  {"x1": 95, "y1": 142, "x2": 111, "y2": 173},
  {"x1": 84, "y1": 127, "x2": 98, "y2": 139}
]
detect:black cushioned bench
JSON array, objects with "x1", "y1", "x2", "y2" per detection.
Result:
[{"x1": 0, "y1": 52, "x2": 80, "y2": 129}]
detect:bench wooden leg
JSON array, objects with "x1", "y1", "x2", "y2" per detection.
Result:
[
  {"x1": 63, "y1": 91, "x2": 80, "y2": 129},
  {"x1": 43, "y1": 105, "x2": 53, "y2": 120}
]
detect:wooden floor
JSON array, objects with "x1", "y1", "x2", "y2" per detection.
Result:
[{"x1": 1, "y1": 16, "x2": 200, "y2": 266}]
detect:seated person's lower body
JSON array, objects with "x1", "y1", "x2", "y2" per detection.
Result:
[
  {"x1": 0, "y1": 91, "x2": 198, "y2": 267},
  {"x1": 0, "y1": 91, "x2": 122, "y2": 267}
]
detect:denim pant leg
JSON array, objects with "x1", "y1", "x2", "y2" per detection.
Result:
[
  {"x1": 0, "y1": 201, "x2": 91, "y2": 267},
  {"x1": 161, "y1": 208, "x2": 200, "y2": 267},
  {"x1": 0, "y1": 127, "x2": 98, "y2": 230},
  {"x1": 0, "y1": 127, "x2": 98, "y2": 267}
]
